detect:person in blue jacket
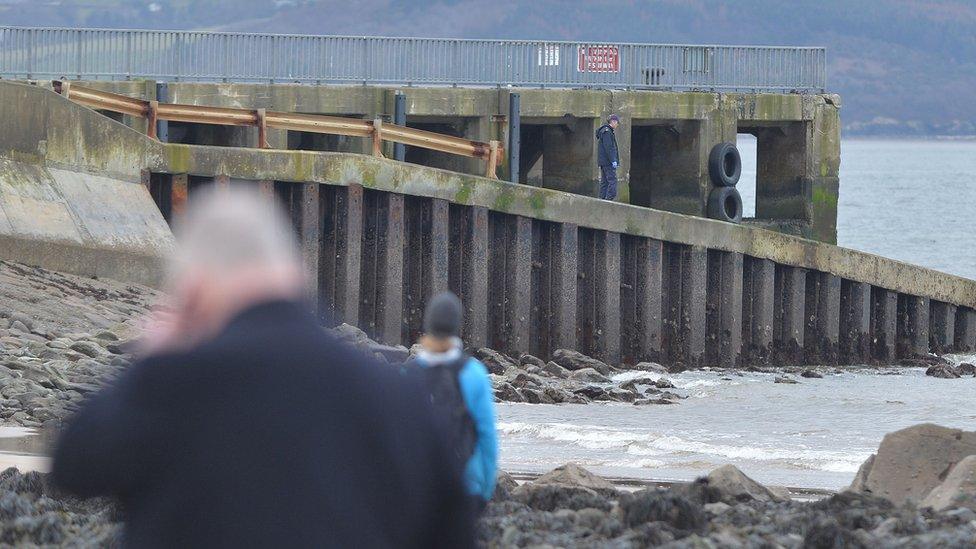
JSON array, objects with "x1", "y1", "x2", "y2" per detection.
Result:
[
  {"x1": 411, "y1": 292, "x2": 498, "y2": 511},
  {"x1": 596, "y1": 114, "x2": 621, "y2": 200}
]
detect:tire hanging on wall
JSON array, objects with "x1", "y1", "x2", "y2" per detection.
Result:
[
  {"x1": 708, "y1": 142, "x2": 741, "y2": 187},
  {"x1": 707, "y1": 186, "x2": 743, "y2": 224}
]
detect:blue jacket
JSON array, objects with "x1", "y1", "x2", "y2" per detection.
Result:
[
  {"x1": 414, "y1": 354, "x2": 498, "y2": 501},
  {"x1": 596, "y1": 124, "x2": 619, "y2": 167}
]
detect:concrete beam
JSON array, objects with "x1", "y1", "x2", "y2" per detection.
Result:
[
  {"x1": 742, "y1": 257, "x2": 775, "y2": 364},
  {"x1": 774, "y1": 265, "x2": 806, "y2": 365},
  {"x1": 870, "y1": 287, "x2": 898, "y2": 363},
  {"x1": 840, "y1": 280, "x2": 871, "y2": 364},
  {"x1": 898, "y1": 295, "x2": 930, "y2": 359},
  {"x1": 706, "y1": 250, "x2": 743, "y2": 368}
]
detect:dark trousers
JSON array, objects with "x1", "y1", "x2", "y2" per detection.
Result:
[{"x1": 599, "y1": 165, "x2": 618, "y2": 200}]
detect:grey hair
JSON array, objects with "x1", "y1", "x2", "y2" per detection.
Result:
[{"x1": 171, "y1": 185, "x2": 300, "y2": 276}]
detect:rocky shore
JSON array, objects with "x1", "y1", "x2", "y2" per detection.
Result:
[{"x1": 6, "y1": 424, "x2": 976, "y2": 547}]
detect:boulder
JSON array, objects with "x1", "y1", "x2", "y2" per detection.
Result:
[
  {"x1": 957, "y1": 363, "x2": 976, "y2": 376},
  {"x1": 519, "y1": 354, "x2": 546, "y2": 369},
  {"x1": 801, "y1": 369, "x2": 824, "y2": 378},
  {"x1": 493, "y1": 382, "x2": 524, "y2": 403},
  {"x1": 848, "y1": 423, "x2": 976, "y2": 505},
  {"x1": 706, "y1": 464, "x2": 784, "y2": 503},
  {"x1": 69, "y1": 341, "x2": 103, "y2": 358},
  {"x1": 512, "y1": 483, "x2": 611, "y2": 512},
  {"x1": 332, "y1": 323, "x2": 372, "y2": 346},
  {"x1": 534, "y1": 463, "x2": 618, "y2": 497},
  {"x1": 774, "y1": 376, "x2": 799, "y2": 384},
  {"x1": 492, "y1": 470, "x2": 519, "y2": 501},
  {"x1": 542, "y1": 361, "x2": 571, "y2": 378},
  {"x1": 474, "y1": 348, "x2": 518, "y2": 375},
  {"x1": 633, "y1": 397, "x2": 677, "y2": 406},
  {"x1": 926, "y1": 364, "x2": 961, "y2": 379},
  {"x1": 552, "y1": 349, "x2": 612, "y2": 375},
  {"x1": 921, "y1": 455, "x2": 976, "y2": 511},
  {"x1": 367, "y1": 343, "x2": 409, "y2": 363},
  {"x1": 520, "y1": 388, "x2": 554, "y2": 404},
  {"x1": 617, "y1": 489, "x2": 705, "y2": 533},
  {"x1": 633, "y1": 362, "x2": 668, "y2": 373},
  {"x1": 568, "y1": 368, "x2": 610, "y2": 384},
  {"x1": 848, "y1": 454, "x2": 875, "y2": 493}
]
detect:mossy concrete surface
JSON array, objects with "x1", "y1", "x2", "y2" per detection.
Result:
[{"x1": 1, "y1": 80, "x2": 971, "y2": 310}]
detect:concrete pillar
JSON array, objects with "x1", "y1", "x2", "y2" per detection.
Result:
[
  {"x1": 593, "y1": 231, "x2": 621, "y2": 365},
  {"x1": 629, "y1": 120, "x2": 705, "y2": 215},
  {"x1": 774, "y1": 266, "x2": 806, "y2": 365},
  {"x1": 929, "y1": 301, "x2": 956, "y2": 354},
  {"x1": 358, "y1": 191, "x2": 404, "y2": 345},
  {"x1": 403, "y1": 197, "x2": 450, "y2": 343},
  {"x1": 299, "y1": 183, "x2": 321, "y2": 312},
  {"x1": 706, "y1": 250, "x2": 743, "y2": 368},
  {"x1": 897, "y1": 295, "x2": 930, "y2": 358},
  {"x1": 621, "y1": 237, "x2": 663, "y2": 364},
  {"x1": 487, "y1": 214, "x2": 532, "y2": 356},
  {"x1": 742, "y1": 257, "x2": 775, "y2": 364},
  {"x1": 450, "y1": 205, "x2": 489, "y2": 349},
  {"x1": 551, "y1": 223, "x2": 578, "y2": 353},
  {"x1": 542, "y1": 117, "x2": 599, "y2": 197},
  {"x1": 804, "y1": 271, "x2": 841, "y2": 364},
  {"x1": 870, "y1": 287, "x2": 898, "y2": 363},
  {"x1": 667, "y1": 246, "x2": 707, "y2": 367},
  {"x1": 839, "y1": 280, "x2": 872, "y2": 364},
  {"x1": 955, "y1": 308, "x2": 976, "y2": 353}
]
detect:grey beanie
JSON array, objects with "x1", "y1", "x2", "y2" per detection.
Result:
[{"x1": 423, "y1": 292, "x2": 463, "y2": 338}]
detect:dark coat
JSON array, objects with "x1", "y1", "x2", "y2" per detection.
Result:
[
  {"x1": 52, "y1": 300, "x2": 474, "y2": 549},
  {"x1": 596, "y1": 124, "x2": 619, "y2": 167}
]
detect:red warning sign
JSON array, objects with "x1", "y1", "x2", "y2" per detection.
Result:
[{"x1": 577, "y1": 46, "x2": 620, "y2": 73}]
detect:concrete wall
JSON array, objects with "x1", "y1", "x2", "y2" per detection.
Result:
[
  {"x1": 4, "y1": 81, "x2": 972, "y2": 367},
  {"x1": 0, "y1": 82, "x2": 172, "y2": 286},
  {"x1": 64, "y1": 80, "x2": 841, "y2": 243}
]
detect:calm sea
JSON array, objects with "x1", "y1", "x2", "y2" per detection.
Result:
[{"x1": 501, "y1": 139, "x2": 976, "y2": 489}]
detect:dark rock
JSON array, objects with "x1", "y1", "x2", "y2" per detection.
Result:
[
  {"x1": 533, "y1": 463, "x2": 617, "y2": 497},
  {"x1": 519, "y1": 388, "x2": 553, "y2": 404},
  {"x1": 803, "y1": 518, "x2": 868, "y2": 549},
  {"x1": 706, "y1": 464, "x2": 785, "y2": 503},
  {"x1": 541, "y1": 361, "x2": 571, "y2": 378},
  {"x1": 899, "y1": 355, "x2": 950, "y2": 368},
  {"x1": 925, "y1": 364, "x2": 960, "y2": 378},
  {"x1": 511, "y1": 483, "x2": 611, "y2": 512},
  {"x1": 568, "y1": 367, "x2": 610, "y2": 384},
  {"x1": 957, "y1": 363, "x2": 976, "y2": 376},
  {"x1": 552, "y1": 349, "x2": 612, "y2": 375},
  {"x1": 493, "y1": 382, "x2": 524, "y2": 403},
  {"x1": 492, "y1": 471, "x2": 518, "y2": 501},
  {"x1": 633, "y1": 362, "x2": 668, "y2": 373},
  {"x1": 653, "y1": 378, "x2": 676, "y2": 389},
  {"x1": 573, "y1": 385, "x2": 608, "y2": 400},
  {"x1": 634, "y1": 397, "x2": 678, "y2": 405},
  {"x1": 518, "y1": 354, "x2": 546, "y2": 369},
  {"x1": 474, "y1": 348, "x2": 518, "y2": 375},
  {"x1": 617, "y1": 488, "x2": 705, "y2": 533},
  {"x1": 774, "y1": 376, "x2": 799, "y2": 384},
  {"x1": 69, "y1": 341, "x2": 103, "y2": 358},
  {"x1": 801, "y1": 369, "x2": 824, "y2": 378}
]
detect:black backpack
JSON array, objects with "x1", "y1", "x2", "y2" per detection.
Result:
[{"x1": 416, "y1": 355, "x2": 478, "y2": 469}]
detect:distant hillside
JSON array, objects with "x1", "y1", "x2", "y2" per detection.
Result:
[{"x1": 2, "y1": 0, "x2": 975, "y2": 136}]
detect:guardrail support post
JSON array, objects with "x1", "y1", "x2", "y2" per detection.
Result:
[
  {"x1": 372, "y1": 118, "x2": 384, "y2": 158},
  {"x1": 393, "y1": 92, "x2": 406, "y2": 162},
  {"x1": 485, "y1": 140, "x2": 500, "y2": 179},
  {"x1": 146, "y1": 100, "x2": 159, "y2": 140},
  {"x1": 508, "y1": 93, "x2": 520, "y2": 183},
  {"x1": 256, "y1": 109, "x2": 268, "y2": 149}
]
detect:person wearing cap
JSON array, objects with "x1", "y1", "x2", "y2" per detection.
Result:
[
  {"x1": 410, "y1": 292, "x2": 498, "y2": 511},
  {"x1": 596, "y1": 114, "x2": 621, "y2": 200}
]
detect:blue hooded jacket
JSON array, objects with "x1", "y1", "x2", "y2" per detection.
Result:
[{"x1": 413, "y1": 349, "x2": 498, "y2": 501}]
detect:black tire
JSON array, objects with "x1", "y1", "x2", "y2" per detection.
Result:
[
  {"x1": 707, "y1": 187, "x2": 743, "y2": 224},
  {"x1": 708, "y1": 142, "x2": 741, "y2": 187}
]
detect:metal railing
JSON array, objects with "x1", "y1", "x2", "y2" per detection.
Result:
[
  {"x1": 1, "y1": 27, "x2": 826, "y2": 93},
  {"x1": 54, "y1": 81, "x2": 503, "y2": 178}
]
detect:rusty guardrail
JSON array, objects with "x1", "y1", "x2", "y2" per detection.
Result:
[{"x1": 52, "y1": 80, "x2": 503, "y2": 179}]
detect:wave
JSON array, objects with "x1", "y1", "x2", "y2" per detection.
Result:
[{"x1": 498, "y1": 421, "x2": 868, "y2": 473}]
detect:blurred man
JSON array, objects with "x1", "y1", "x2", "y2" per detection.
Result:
[
  {"x1": 52, "y1": 187, "x2": 474, "y2": 548},
  {"x1": 596, "y1": 114, "x2": 621, "y2": 200},
  {"x1": 410, "y1": 292, "x2": 497, "y2": 512}
]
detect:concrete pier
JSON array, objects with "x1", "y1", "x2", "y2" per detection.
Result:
[{"x1": 2, "y1": 81, "x2": 976, "y2": 368}]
